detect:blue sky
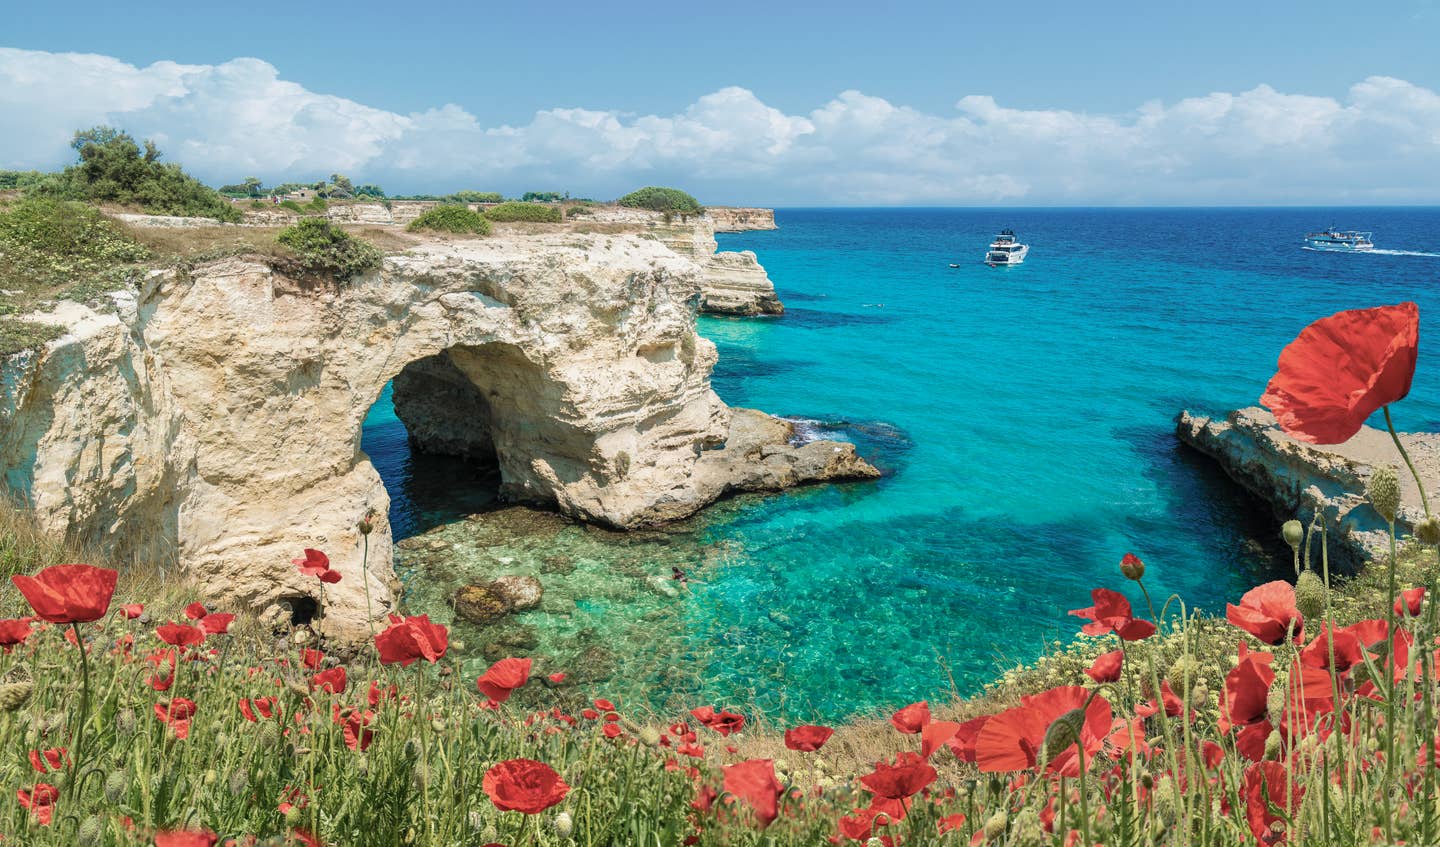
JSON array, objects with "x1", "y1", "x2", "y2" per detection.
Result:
[{"x1": 4, "y1": 0, "x2": 1440, "y2": 204}]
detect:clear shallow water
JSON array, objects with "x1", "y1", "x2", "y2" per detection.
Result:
[{"x1": 363, "y1": 207, "x2": 1440, "y2": 721}]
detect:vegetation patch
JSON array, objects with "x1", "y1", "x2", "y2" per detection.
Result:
[
  {"x1": 618, "y1": 186, "x2": 704, "y2": 216},
  {"x1": 0, "y1": 319, "x2": 64, "y2": 356},
  {"x1": 407, "y1": 205, "x2": 492, "y2": 235},
  {"x1": 30, "y1": 127, "x2": 240, "y2": 222},
  {"x1": 483, "y1": 202, "x2": 563, "y2": 223},
  {"x1": 274, "y1": 218, "x2": 383, "y2": 281}
]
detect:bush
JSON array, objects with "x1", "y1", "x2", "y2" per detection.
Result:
[
  {"x1": 617, "y1": 186, "x2": 704, "y2": 216},
  {"x1": 275, "y1": 218, "x2": 382, "y2": 281},
  {"x1": 482, "y1": 202, "x2": 563, "y2": 223},
  {"x1": 278, "y1": 200, "x2": 305, "y2": 213},
  {"x1": 407, "y1": 205, "x2": 492, "y2": 235},
  {"x1": 303, "y1": 198, "x2": 329, "y2": 215},
  {"x1": 564, "y1": 204, "x2": 594, "y2": 219},
  {"x1": 36, "y1": 127, "x2": 241, "y2": 222},
  {"x1": 0, "y1": 197, "x2": 149, "y2": 289}
]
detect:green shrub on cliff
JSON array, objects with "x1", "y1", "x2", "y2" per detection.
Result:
[
  {"x1": 617, "y1": 186, "x2": 704, "y2": 216},
  {"x1": 407, "y1": 205, "x2": 492, "y2": 235},
  {"x1": 275, "y1": 217, "x2": 382, "y2": 281},
  {"x1": 482, "y1": 201, "x2": 563, "y2": 223},
  {"x1": 34, "y1": 126, "x2": 241, "y2": 222}
]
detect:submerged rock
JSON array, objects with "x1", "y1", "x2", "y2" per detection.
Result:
[
  {"x1": 453, "y1": 584, "x2": 511, "y2": 624},
  {"x1": 491, "y1": 575, "x2": 544, "y2": 611}
]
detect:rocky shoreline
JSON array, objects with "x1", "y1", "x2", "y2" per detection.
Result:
[
  {"x1": 1176, "y1": 406, "x2": 1440, "y2": 570},
  {"x1": 0, "y1": 225, "x2": 870, "y2": 645}
]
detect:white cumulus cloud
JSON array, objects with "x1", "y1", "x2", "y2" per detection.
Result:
[{"x1": 1, "y1": 47, "x2": 1437, "y2": 205}]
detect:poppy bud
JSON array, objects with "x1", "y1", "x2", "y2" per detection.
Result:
[
  {"x1": 1295, "y1": 569, "x2": 1327, "y2": 620},
  {"x1": 284, "y1": 804, "x2": 304, "y2": 826},
  {"x1": 78, "y1": 816, "x2": 102, "y2": 843},
  {"x1": 1263, "y1": 729, "x2": 1283, "y2": 761},
  {"x1": 866, "y1": 839, "x2": 885, "y2": 847},
  {"x1": 104, "y1": 769, "x2": 127, "y2": 803},
  {"x1": 639, "y1": 726, "x2": 662, "y2": 747},
  {"x1": 1281, "y1": 519, "x2": 1304, "y2": 551},
  {"x1": 1366, "y1": 465, "x2": 1401, "y2": 524},
  {"x1": 983, "y1": 811, "x2": 1008, "y2": 841},
  {"x1": 1190, "y1": 681, "x2": 1211, "y2": 711},
  {"x1": 358, "y1": 511, "x2": 376, "y2": 536},
  {"x1": 1416, "y1": 516, "x2": 1440, "y2": 547},
  {"x1": 1266, "y1": 673, "x2": 1290, "y2": 727},
  {"x1": 0, "y1": 680, "x2": 33, "y2": 712},
  {"x1": 554, "y1": 811, "x2": 574, "y2": 838},
  {"x1": 1166, "y1": 656, "x2": 1199, "y2": 698},
  {"x1": 115, "y1": 707, "x2": 136, "y2": 735},
  {"x1": 203, "y1": 768, "x2": 217, "y2": 786},
  {"x1": 1041, "y1": 707, "x2": 1085, "y2": 764},
  {"x1": 356, "y1": 756, "x2": 369, "y2": 777},
  {"x1": 1140, "y1": 772, "x2": 1154, "y2": 790},
  {"x1": 1119, "y1": 553, "x2": 1145, "y2": 580}
]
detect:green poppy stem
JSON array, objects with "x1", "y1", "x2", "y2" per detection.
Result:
[
  {"x1": 69, "y1": 621, "x2": 91, "y2": 797},
  {"x1": 1384, "y1": 406, "x2": 1431, "y2": 518}
]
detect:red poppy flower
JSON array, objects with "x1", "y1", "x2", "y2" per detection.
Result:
[
  {"x1": 1084, "y1": 649, "x2": 1125, "y2": 683},
  {"x1": 183, "y1": 602, "x2": 207, "y2": 620},
  {"x1": 301, "y1": 648, "x2": 325, "y2": 669},
  {"x1": 27, "y1": 748, "x2": 68, "y2": 774},
  {"x1": 373, "y1": 614, "x2": 448, "y2": 666},
  {"x1": 154, "y1": 830, "x2": 219, "y2": 847},
  {"x1": 198, "y1": 613, "x2": 234, "y2": 636},
  {"x1": 838, "y1": 806, "x2": 897, "y2": 840},
  {"x1": 482, "y1": 758, "x2": 570, "y2": 814},
  {"x1": 975, "y1": 686, "x2": 1112, "y2": 774},
  {"x1": 938, "y1": 813, "x2": 967, "y2": 834},
  {"x1": 1227, "y1": 581, "x2": 1304, "y2": 645},
  {"x1": 920, "y1": 720, "x2": 962, "y2": 759},
  {"x1": 602, "y1": 723, "x2": 622, "y2": 739},
  {"x1": 11, "y1": 564, "x2": 118, "y2": 624},
  {"x1": 594, "y1": 698, "x2": 617, "y2": 711},
  {"x1": 1069, "y1": 589, "x2": 1156, "y2": 640},
  {"x1": 783, "y1": 725, "x2": 834, "y2": 752},
  {"x1": 691, "y1": 706, "x2": 746, "y2": 736},
  {"x1": 477, "y1": 657, "x2": 532, "y2": 704},
  {"x1": 1221, "y1": 643, "x2": 1275, "y2": 732},
  {"x1": 722, "y1": 759, "x2": 781, "y2": 828},
  {"x1": 293, "y1": 548, "x2": 341, "y2": 584},
  {"x1": 890, "y1": 701, "x2": 931, "y2": 734},
  {"x1": 156, "y1": 622, "x2": 206, "y2": 648},
  {"x1": 0, "y1": 617, "x2": 35, "y2": 652},
  {"x1": 859, "y1": 751, "x2": 938, "y2": 799},
  {"x1": 548, "y1": 672, "x2": 565, "y2": 683},
  {"x1": 1260, "y1": 302, "x2": 1419, "y2": 444},
  {"x1": 238, "y1": 697, "x2": 278, "y2": 722},
  {"x1": 147, "y1": 647, "x2": 177, "y2": 691},
  {"x1": 343, "y1": 709, "x2": 375, "y2": 751},
  {"x1": 1242, "y1": 761, "x2": 1303, "y2": 845},
  {"x1": 942, "y1": 715, "x2": 991, "y2": 763},
  {"x1": 120, "y1": 603, "x2": 144, "y2": 619},
  {"x1": 17, "y1": 783, "x2": 59, "y2": 825},
  {"x1": 155, "y1": 698, "x2": 198, "y2": 739},
  {"x1": 310, "y1": 666, "x2": 347, "y2": 694},
  {"x1": 1396, "y1": 587, "x2": 1425, "y2": 618}
]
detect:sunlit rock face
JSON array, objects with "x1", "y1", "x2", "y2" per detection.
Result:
[{"x1": 0, "y1": 231, "x2": 870, "y2": 645}]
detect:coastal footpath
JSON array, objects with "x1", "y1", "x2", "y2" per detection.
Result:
[
  {"x1": 0, "y1": 231, "x2": 871, "y2": 643},
  {"x1": 1176, "y1": 406, "x2": 1440, "y2": 569}
]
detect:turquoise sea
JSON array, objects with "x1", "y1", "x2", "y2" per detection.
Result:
[{"x1": 364, "y1": 208, "x2": 1440, "y2": 720}]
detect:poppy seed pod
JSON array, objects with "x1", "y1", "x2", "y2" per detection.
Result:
[
  {"x1": 983, "y1": 811, "x2": 1008, "y2": 840},
  {"x1": 1367, "y1": 466, "x2": 1401, "y2": 524},
  {"x1": 1166, "y1": 656, "x2": 1199, "y2": 698},
  {"x1": 1266, "y1": 672, "x2": 1290, "y2": 727},
  {"x1": 1295, "y1": 570, "x2": 1327, "y2": 620},
  {"x1": 78, "y1": 816, "x2": 102, "y2": 843},
  {"x1": 1416, "y1": 516, "x2": 1440, "y2": 547},
  {"x1": 1281, "y1": 520, "x2": 1304, "y2": 551},
  {"x1": 1263, "y1": 729, "x2": 1283, "y2": 761},
  {"x1": 554, "y1": 811, "x2": 574, "y2": 838},
  {"x1": 639, "y1": 726, "x2": 662, "y2": 747},
  {"x1": 1119, "y1": 553, "x2": 1145, "y2": 581}
]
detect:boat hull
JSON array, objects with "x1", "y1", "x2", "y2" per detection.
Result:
[{"x1": 985, "y1": 245, "x2": 1029, "y2": 266}]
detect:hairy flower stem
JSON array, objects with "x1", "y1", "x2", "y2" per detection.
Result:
[
  {"x1": 69, "y1": 621, "x2": 91, "y2": 797},
  {"x1": 1384, "y1": 406, "x2": 1432, "y2": 519},
  {"x1": 1075, "y1": 739, "x2": 1092, "y2": 847},
  {"x1": 362, "y1": 533, "x2": 376, "y2": 640},
  {"x1": 1383, "y1": 518, "x2": 1399, "y2": 845}
]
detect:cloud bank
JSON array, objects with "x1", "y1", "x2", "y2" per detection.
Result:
[{"x1": 2, "y1": 47, "x2": 1438, "y2": 205}]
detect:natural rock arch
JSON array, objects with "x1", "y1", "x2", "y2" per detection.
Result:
[{"x1": 1, "y1": 233, "x2": 876, "y2": 645}]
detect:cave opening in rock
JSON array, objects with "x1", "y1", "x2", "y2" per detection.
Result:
[{"x1": 361, "y1": 349, "x2": 507, "y2": 540}]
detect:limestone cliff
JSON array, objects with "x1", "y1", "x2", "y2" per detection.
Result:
[
  {"x1": 0, "y1": 232, "x2": 872, "y2": 644},
  {"x1": 646, "y1": 219, "x2": 784, "y2": 316},
  {"x1": 707, "y1": 207, "x2": 778, "y2": 232},
  {"x1": 1176, "y1": 407, "x2": 1440, "y2": 569}
]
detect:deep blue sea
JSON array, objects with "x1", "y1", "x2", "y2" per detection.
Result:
[{"x1": 364, "y1": 208, "x2": 1440, "y2": 719}]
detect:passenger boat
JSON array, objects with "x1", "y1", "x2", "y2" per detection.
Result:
[
  {"x1": 1304, "y1": 229, "x2": 1374, "y2": 252},
  {"x1": 985, "y1": 230, "x2": 1028, "y2": 266}
]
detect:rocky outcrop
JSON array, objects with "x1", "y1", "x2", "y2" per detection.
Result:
[
  {"x1": 647, "y1": 220, "x2": 784, "y2": 317},
  {"x1": 1176, "y1": 407, "x2": 1440, "y2": 568},
  {"x1": 0, "y1": 232, "x2": 873, "y2": 645},
  {"x1": 707, "y1": 207, "x2": 778, "y2": 232}
]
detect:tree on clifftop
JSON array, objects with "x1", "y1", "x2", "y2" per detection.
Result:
[{"x1": 617, "y1": 186, "x2": 704, "y2": 219}]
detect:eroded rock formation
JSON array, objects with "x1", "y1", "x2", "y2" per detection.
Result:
[
  {"x1": 646, "y1": 220, "x2": 784, "y2": 316},
  {"x1": 1176, "y1": 406, "x2": 1440, "y2": 569},
  {"x1": 707, "y1": 207, "x2": 778, "y2": 232},
  {"x1": 0, "y1": 232, "x2": 872, "y2": 644}
]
